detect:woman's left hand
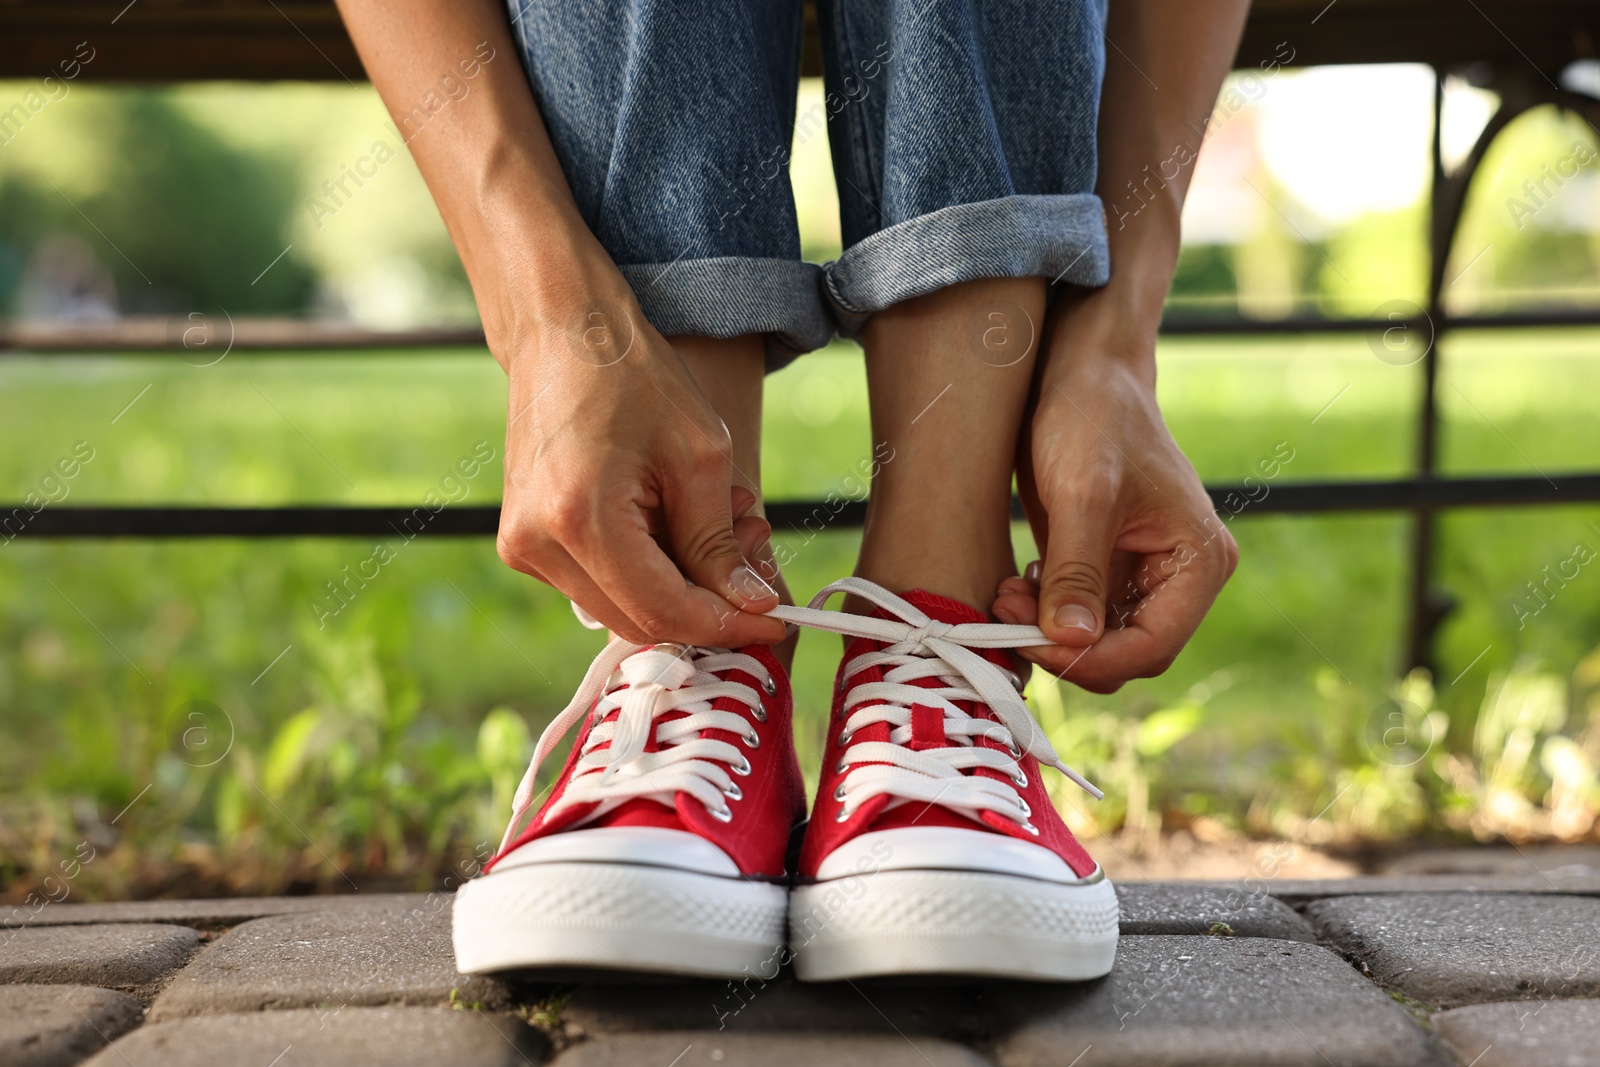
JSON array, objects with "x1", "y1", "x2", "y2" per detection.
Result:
[{"x1": 993, "y1": 294, "x2": 1237, "y2": 693}]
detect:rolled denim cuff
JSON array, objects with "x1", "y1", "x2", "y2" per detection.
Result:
[
  {"x1": 620, "y1": 257, "x2": 834, "y2": 369},
  {"x1": 822, "y1": 193, "x2": 1111, "y2": 337}
]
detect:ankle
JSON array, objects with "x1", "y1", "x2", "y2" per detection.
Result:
[{"x1": 854, "y1": 546, "x2": 1013, "y2": 616}]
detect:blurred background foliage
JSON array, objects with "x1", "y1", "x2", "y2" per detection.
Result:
[{"x1": 3, "y1": 65, "x2": 1600, "y2": 901}]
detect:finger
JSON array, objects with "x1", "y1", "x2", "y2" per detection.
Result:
[
  {"x1": 500, "y1": 534, "x2": 651, "y2": 642},
  {"x1": 1023, "y1": 537, "x2": 1233, "y2": 691},
  {"x1": 732, "y1": 513, "x2": 775, "y2": 579},
  {"x1": 993, "y1": 574, "x2": 1039, "y2": 625},
  {"x1": 571, "y1": 500, "x2": 787, "y2": 647},
  {"x1": 663, "y1": 456, "x2": 781, "y2": 615},
  {"x1": 1016, "y1": 414, "x2": 1049, "y2": 556},
  {"x1": 730, "y1": 484, "x2": 760, "y2": 522},
  {"x1": 1037, "y1": 504, "x2": 1120, "y2": 648}
]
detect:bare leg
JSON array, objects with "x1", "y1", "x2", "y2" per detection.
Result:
[
  {"x1": 673, "y1": 334, "x2": 797, "y2": 669},
  {"x1": 854, "y1": 277, "x2": 1046, "y2": 611}
]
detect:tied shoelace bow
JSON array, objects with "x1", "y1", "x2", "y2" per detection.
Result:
[
  {"x1": 498, "y1": 604, "x2": 776, "y2": 853},
  {"x1": 767, "y1": 577, "x2": 1101, "y2": 831}
]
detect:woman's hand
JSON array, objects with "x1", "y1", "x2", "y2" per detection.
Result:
[
  {"x1": 993, "y1": 295, "x2": 1236, "y2": 692},
  {"x1": 330, "y1": 0, "x2": 783, "y2": 647},
  {"x1": 495, "y1": 293, "x2": 785, "y2": 647}
]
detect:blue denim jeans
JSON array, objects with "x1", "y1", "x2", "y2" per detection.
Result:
[{"x1": 508, "y1": 0, "x2": 1109, "y2": 364}]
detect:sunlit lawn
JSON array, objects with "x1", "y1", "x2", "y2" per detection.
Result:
[{"x1": 3, "y1": 328, "x2": 1599, "y2": 895}]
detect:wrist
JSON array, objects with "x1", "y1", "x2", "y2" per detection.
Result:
[
  {"x1": 1042, "y1": 215, "x2": 1185, "y2": 388},
  {"x1": 1046, "y1": 275, "x2": 1165, "y2": 389},
  {"x1": 458, "y1": 194, "x2": 640, "y2": 366}
]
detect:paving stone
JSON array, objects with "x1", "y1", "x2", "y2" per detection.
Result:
[
  {"x1": 552, "y1": 1032, "x2": 992, "y2": 1067},
  {"x1": 1261, "y1": 873, "x2": 1600, "y2": 903},
  {"x1": 561, "y1": 975, "x2": 1007, "y2": 1040},
  {"x1": 560, "y1": 937, "x2": 1438, "y2": 1065},
  {"x1": 1, "y1": 892, "x2": 436, "y2": 931},
  {"x1": 1433, "y1": 999, "x2": 1600, "y2": 1067},
  {"x1": 0, "y1": 985, "x2": 143, "y2": 1067},
  {"x1": 1379, "y1": 845, "x2": 1600, "y2": 878},
  {"x1": 149, "y1": 899, "x2": 510, "y2": 1019},
  {"x1": 1116, "y1": 883, "x2": 1317, "y2": 941},
  {"x1": 85, "y1": 1007, "x2": 547, "y2": 1067},
  {"x1": 989, "y1": 936, "x2": 1443, "y2": 1067},
  {"x1": 0, "y1": 923, "x2": 203, "y2": 993},
  {"x1": 1304, "y1": 893, "x2": 1600, "y2": 1009}
]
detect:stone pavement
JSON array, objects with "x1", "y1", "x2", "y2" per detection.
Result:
[{"x1": 5, "y1": 855, "x2": 1600, "y2": 1067}]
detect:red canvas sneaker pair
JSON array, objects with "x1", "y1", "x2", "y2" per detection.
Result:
[{"x1": 452, "y1": 578, "x2": 1118, "y2": 981}]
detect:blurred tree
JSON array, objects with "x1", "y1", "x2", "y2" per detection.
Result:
[{"x1": 0, "y1": 86, "x2": 314, "y2": 318}]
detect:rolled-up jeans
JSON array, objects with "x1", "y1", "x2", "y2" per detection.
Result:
[{"x1": 507, "y1": 0, "x2": 1110, "y2": 366}]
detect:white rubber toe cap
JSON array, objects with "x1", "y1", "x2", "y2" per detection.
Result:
[
  {"x1": 815, "y1": 826, "x2": 1099, "y2": 884},
  {"x1": 493, "y1": 826, "x2": 741, "y2": 878}
]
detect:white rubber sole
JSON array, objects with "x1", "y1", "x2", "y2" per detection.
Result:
[
  {"x1": 453, "y1": 860, "x2": 788, "y2": 978},
  {"x1": 789, "y1": 869, "x2": 1120, "y2": 981}
]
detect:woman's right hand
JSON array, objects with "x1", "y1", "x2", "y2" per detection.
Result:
[
  {"x1": 329, "y1": 0, "x2": 782, "y2": 645},
  {"x1": 493, "y1": 292, "x2": 786, "y2": 647}
]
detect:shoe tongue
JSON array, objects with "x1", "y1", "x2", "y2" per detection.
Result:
[{"x1": 878, "y1": 589, "x2": 989, "y2": 626}]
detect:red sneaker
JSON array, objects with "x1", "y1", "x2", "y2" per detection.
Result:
[
  {"x1": 453, "y1": 638, "x2": 805, "y2": 978},
  {"x1": 773, "y1": 578, "x2": 1118, "y2": 981}
]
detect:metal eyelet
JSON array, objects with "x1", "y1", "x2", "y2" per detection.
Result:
[
  {"x1": 723, "y1": 782, "x2": 743, "y2": 802},
  {"x1": 1003, "y1": 667, "x2": 1024, "y2": 691},
  {"x1": 742, "y1": 730, "x2": 761, "y2": 750},
  {"x1": 761, "y1": 674, "x2": 777, "y2": 696},
  {"x1": 836, "y1": 758, "x2": 848, "y2": 775},
  {"x1": 1011, "y1": 771, "x2": 1029, "y2": 789},
  {"x1": 835, "y1": 806, "x2": 852, "y2": 822},
  {"x1": 838, "y1": 730, "x2": 853, "y2": 745},
  {"x1": 1006, "y1": 740, "x2": 1022, "y2": 760},
  {"x1": 731, "y1": 756, "x2": 752, "y2": 777},
  {"x1": 1020, "y1": 820, "x2": 1040, "y2": 836},
  {"x1": 751, "y1": 704, "x2": 769, "y2": 723},
  {"x1": 708, "y1": 804, "x2": 734, "y2": 823},
  {"x1": 832, "y1": 782, "x2": 848, "y2": 801},
  {"x1": 837, "y1": 674, "x2": 847, "y2": 693},
  {"x1": 1015, "y1": 797, "x2": 1032, "y2": 817}
]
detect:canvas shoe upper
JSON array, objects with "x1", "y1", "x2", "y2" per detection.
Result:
[
  {"x1": 453, "y1": 634, "x2": 804, "y2": 978},
  {"x1": 770, "y1": 577, "x2": 1120, "y2": 981}
]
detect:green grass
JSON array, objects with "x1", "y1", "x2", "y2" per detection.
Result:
[{"x1": 3, "y1": 329, "x2": 1600, "y2": 898}]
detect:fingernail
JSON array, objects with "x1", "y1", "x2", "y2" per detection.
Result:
[
  {"x1": 730, "y1": 563, "x2": 777, "y2": 603},
  {"x1": 1054, "y1": 603, "x2": 1098, "y2": 633},
  {"x1": 1025, "y1": 560, "x2": 1042, "y2": 582},
  {"x1": 994, "y1": 606, "x2": 1019, "y2": 624},
  {"x1": 733, "y1": 496, "x2": 759, "y2": 520}
]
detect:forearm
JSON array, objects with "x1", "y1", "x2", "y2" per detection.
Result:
[
  {"x1": 1087, "y1": 0, "x2": 1250, "y2": 351},
  {"x1": 333, "y1": 0, "x2": 632, "y2": 368}
]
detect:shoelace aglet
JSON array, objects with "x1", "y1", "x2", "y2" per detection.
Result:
[{"x1": 1047, "y1": 757, "x2": 1104, "y2": 801}]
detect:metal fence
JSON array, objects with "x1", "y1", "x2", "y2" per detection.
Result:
[{"x1": 4, "y1": 0, "x2": 1600, "y2": 678}]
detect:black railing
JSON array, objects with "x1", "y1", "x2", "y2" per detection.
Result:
[
  {"x1": 4, "y1": 1, "x2": 1600, "y2": 678},
  {"x1": 13, "y1": 473, "x2": 1600, "y2": 541}
]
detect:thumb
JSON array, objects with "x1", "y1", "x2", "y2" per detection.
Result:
[
  {"x1": 1038, "y1": 508, "x2": 1116, "y2": 647},
  {"x1": 664, "y1": 471, "x2": 779, "y2": 612}
]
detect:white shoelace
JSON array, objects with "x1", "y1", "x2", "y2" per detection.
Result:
[
  {"x1": 499, "y1": 617, "x2": 775, "y2": 853},
  {"x1": 768, "y1": 577, "x2": 1100, "y2": 832}
]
